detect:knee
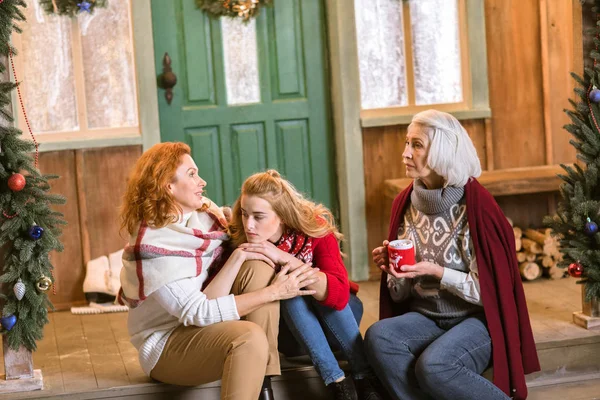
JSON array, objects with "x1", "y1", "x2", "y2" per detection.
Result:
[
  {"x1": 280, "y1": 295, "x2": 304, "y2": 313},
  {"x1": 349, "y1": 294, "x2": 364, "y2": 324},
  {"x1": 365, "y1": 322, "x2": 388, "y2": 356},
  {"x1": 235, "y1": 260, "x2": 276, "y2": 293},
  {"x1": 415, "y1": 351, "x2": 455, "y2": 389},
  {"x1": 234, "y1": 321, "x2": 269, "y2": 364}
]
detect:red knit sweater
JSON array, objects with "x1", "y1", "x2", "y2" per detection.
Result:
[{"x1": 311, "y1": 233, "x2": 352, "y2": 311}]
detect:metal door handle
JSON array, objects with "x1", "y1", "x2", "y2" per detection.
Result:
[{"x1": 158, "y1": 52, "x2": 177, "y2": 105}]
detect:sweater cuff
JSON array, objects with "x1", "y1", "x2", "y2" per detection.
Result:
[
  {"x1": 440, "y1": 268, "x2": 467, "y2": 290},
  {"x1": 216, "y1": 294, "x2": 240, "y2": 321},
  {"x1": 319, "y1": 274, "x2": 349, "y2": 311}
]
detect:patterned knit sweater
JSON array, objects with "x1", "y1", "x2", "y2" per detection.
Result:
[{"x1": 389, "y1": 179, "x2": 483, "y2": 325}]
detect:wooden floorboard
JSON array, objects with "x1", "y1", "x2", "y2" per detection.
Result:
[
  {"x1": 357, "y1": 280, "x2": 380, "y2": 337},
  {"x1": 107, "y1": 312, "x2": 149, "y2": 385},
  {"x1": 33, "y1": 313, "x2": 64, "y2": 394},
  {"x1": 524, "y1": 278, "x2": 599, "y2": 344},
  {"x1": 53, "y1": 312, "x2": 97, "y2": 393},
  {"x1": 2, "y1": 276, "x2": 600, "y2": 399},
  {"x1": 81, "y1": 314, "x2": 130, "y2": 389}
]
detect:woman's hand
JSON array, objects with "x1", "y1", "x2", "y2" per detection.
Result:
[
  {"x1": 238, "y1": 241, "x2": 293, "y2": 266},
  {"x1": 381, "y1": 260, "x2": 444, "y2": 281},
  {"x1": 222, "y1": 206, "x2": 232, "y2": 222},
  {"x1": 268, "y1": 263, "x2": 319, "y2": 301},
  {"x1": 232, "y1": 247, "x2": 276, "y2": 269},
  {"x1": 372, "y1": 240, "x2": 390, "y2": 268}
]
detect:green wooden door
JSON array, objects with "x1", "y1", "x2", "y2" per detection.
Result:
[{"x1": 151, "y1": 0, "x2": 337, "y2": 212}]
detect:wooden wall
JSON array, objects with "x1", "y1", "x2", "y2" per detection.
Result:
[
  {"x1": 40, "y1": 146, "x2": 142, "y2": 310},
  {"x1": 364, "y1": 0, "x2": 581, "y2": 279}
]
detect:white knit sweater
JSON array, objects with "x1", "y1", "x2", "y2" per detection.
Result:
[
  {"x1": 127, "y1": 268, "x2": 240, "y2": 376},
  {"x1": 126, "y1": 213, "x2": 239, "y2": 376}
]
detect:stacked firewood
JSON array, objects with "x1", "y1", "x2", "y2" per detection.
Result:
[{"x1": 510, "y1": 219, "x2": 565, "y2": 281}]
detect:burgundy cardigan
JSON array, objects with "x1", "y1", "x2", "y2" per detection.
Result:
[{"x1": 379, "y1": 179, "x2": 540, "y2": 400}]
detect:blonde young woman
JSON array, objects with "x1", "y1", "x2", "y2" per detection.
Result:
[
  {"x1": 228, "y1": 170, "x2": 383, "y2": 400},
  {"x1": 118, "y1": 143, "x2": 319, "y2": 400}
]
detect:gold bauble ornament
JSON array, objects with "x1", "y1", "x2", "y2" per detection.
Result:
[{"x1": 36, "y1": 276, "x2": 52, "y2": 292}]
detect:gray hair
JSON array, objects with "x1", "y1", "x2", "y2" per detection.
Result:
[{"x1": 409, "y1": 109, "x2": 482, "y2": 187}]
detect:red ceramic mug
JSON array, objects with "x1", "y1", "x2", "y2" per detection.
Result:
[{"x1": 388, "y1": 239, "x2": 415, "y2": 272}]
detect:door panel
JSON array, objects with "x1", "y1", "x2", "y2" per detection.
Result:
[
  {"x1": 152, "y1": 0, "x2": 337, "y2": 212},
  {"x1": 186, "y1": 127, "x2": 222, "y2": 202},
  {"x1": 276, "y1": 119, "x2": 311, "y2": 194},
  {"x1": 269, "y1": 1, "x2": 304, "y2": 99}
]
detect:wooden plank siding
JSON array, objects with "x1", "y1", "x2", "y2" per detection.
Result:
[
  {"x1": 37, "y1": 145, "x2": 142, "y2": 310},
  {"x1": 77, "y1": 146, "x2": 142, "y2": 262},
  {"x1": 38, "y1": 151, "x2": 86, "y2": 310},
  {"x1": 485, "y1": 0, "x2": 547, "y2": 169},
  {"x1": 363, "y1": 0, "x2": 582, "y2": 279}
]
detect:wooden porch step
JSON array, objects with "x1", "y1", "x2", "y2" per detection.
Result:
[
  {"x1": 4, "y1": 280, "x2": 600, "y2": 399},
  {"x1": 384, "y1": 164, "x2": 570, "y2": 199},
  {"x1": 526, "y1": 334, "x2": 600, "y2": 388},
  {"x1": 528, "y1": 375, "x2": 600, "y2": 400},
  {"x1": 3, "y1": 362, "x2": 330, "y2": 400},
  {"x1": 5, "y1": 339, "x2": 600, "y2": 399}
]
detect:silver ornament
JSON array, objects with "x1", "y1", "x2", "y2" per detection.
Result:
[{"x1": 13, "y1": 278, "x2": 25, "y2": 301}]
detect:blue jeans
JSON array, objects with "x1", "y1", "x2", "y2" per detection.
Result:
[
  {"x1": 365, "y1": 312, "x2": 509, "y2": 400},
  {"x1": 279, "y1": 294, "x2": 371, "y2": 385}
]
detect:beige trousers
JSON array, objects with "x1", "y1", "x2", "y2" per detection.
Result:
[{"x1": 150, "y1": 260, "x2": 279, "y2": 400}]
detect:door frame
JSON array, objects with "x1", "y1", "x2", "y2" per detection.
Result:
[
  {"x1": 323, "y1": 0, "x2": 368, "y2": 281},
  {"x1": 136, "y1": 0, "x2": 370, "y2": 280},
  {"x1": 132, "y1": 0, "x2": 161, "y2": 151}
]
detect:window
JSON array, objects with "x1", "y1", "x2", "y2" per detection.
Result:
[
  {"x1": 353, "y1": 0, "x2": 490, "y2": 127},
  {"x1": 12, "y1": 0, "x2": 139, "y2": 143}
]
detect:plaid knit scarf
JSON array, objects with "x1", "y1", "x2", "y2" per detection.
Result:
[{"x1": 118, "y1": 201, "x2": 229, "y2": 308}]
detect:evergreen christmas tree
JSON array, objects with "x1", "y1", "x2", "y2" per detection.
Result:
[
  {"x1": 545, "y1": 0, "x2": 600, "y2": 302},
  {"x1": 0, "y1": 0, "x2": 66, "y2": 351}
]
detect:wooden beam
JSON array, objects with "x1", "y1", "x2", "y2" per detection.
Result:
[
  {"x1": 325, "y1": 0, "x2": 369, "y2": 281},
  {"x1": 402, "y1": 1, "x2": 415, "y2": 106},
  {"x1": 133, "y1": 0, "x2": 162, "y2": 151},
  {"x1": 484, "y1": 117, "x2": 494, "y2": 171},
  {"x1": 384, "y1": 164, "x2": 569, "y2": 200},
  {"x1": 75, "y1": 150, "x2": 91, "y2": 267},
  {"x1": 539, "y1": 0, "x2": 554, "y2": 165}
]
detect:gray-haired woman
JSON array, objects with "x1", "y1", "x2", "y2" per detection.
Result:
[{"x1": 365, "y1": 110, "x2": 540, "y2": 400}]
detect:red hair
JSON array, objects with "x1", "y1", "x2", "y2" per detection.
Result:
[{"x1": 120, "y1": 142, "x2": 191, "y2": 235}]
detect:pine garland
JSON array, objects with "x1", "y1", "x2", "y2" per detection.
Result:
[
  {"x1": 0, "y1": 0, "x2": 66, "y2": 351},
  {"x1": 38, "y1": 0, "x2": 107, "y2": 17},
  {"x1": 544, "y1": 0, "x2": 600, "y2": 301},
  {"x1": 195, "y1": 0, "x2": 272, "y2": 21}
]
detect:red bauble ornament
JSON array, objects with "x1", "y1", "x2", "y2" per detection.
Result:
[
  {"x1": 7, "y1": 173, "x2": 25, "y2": 191},
  {"x1": 568, "y1": 262, "x2": 584, "y2": 278}
]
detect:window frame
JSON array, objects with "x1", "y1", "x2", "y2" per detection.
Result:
[
  {"x1": 10, "y1": 0, "x2": 160, "y2": 152},
  {"x1": 358, "y1": 0, "x2": 491, "y2": 128}
]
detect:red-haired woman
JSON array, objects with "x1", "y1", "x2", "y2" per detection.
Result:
[{"x1": 118, "y1": 142, "x2": 318, "y2": 400}]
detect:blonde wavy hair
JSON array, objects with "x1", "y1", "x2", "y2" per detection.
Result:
[
  {"x1": 119, "y1": 142, "x2": 207, "y2": 235},
  {"x1": 228, "y1": 170, "x2": 342, "y2": 247}
]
